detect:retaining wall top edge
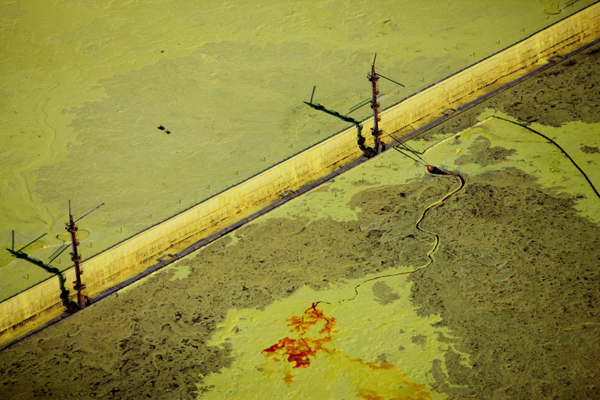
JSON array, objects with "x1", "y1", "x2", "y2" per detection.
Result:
[{"x1": 2, "y1": 1, "x2": 599, "y2": 309}]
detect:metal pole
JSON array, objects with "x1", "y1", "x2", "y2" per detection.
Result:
[
  {"x1": 66, "y1": 201, "x2": 86, "y2": 309},
  {"x1": 369, "y1": 64, "x2": 383, "y2": 154}
]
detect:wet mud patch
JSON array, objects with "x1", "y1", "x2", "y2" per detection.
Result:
[
  {"x1": 454, "y1": 135, "x2": 517, "y2": 166},
  {"x1": 581, "y1": 145, "x2": 600, "y2": 154},
  {"x1": 492, "y1": 46, "x2": 600, "y2": 127},
  {"x1": 0, "y1": 162, "x2": 598, "y2": 398},
  {"x1": 0, "y1": 175, "x2": 458, "y2": 399},
  {"x1": 409, "y1": 167, "x2": 600, "y2": 399},
  {"x1": 372, "y1": 281, "x2": 400, "y2": 304},
  {"x1": 418, "y1": 42, "x2": 600, "y2": 141}
]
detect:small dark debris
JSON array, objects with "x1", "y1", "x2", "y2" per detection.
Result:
[
  {"x1": 587, "y1": 47, "x2": 600, "y2": 55},
  {"x1": 581, "y1": 145, "x2": 600, "y2": 154},
  {"x1": 158, "y1": 125, "x2": 171, "y2": 134}
]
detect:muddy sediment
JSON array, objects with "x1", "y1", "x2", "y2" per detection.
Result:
[
  {"x1": 0, "y1": 24, "x2": 599, "y2": 400},
  {"x1": 410, "y1": 167, "x2": 600, "y2": 399},
  {"x1": 5, "y1": 0, "x2": 590, "y2": 299},
  {"x1": 1, "y1": 167, "x2": 599, "y2": 398},
  {"x1": 404, "y1": 44, "x2": 600, "y2": 398},
  {"x1": 422, "y1": 45, "x2": 600, "y2": 139}
]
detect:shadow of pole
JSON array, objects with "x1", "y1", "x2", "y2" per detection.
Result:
[
  {"x1": 304, "y1": 101, "x2": 375, "y2": 157},
  {"x1": 6, "y1": 248, "x2": 76, "y2": 312}
]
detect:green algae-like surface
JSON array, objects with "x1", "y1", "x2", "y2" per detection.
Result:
[
  {"x1": 201, "y1": 277, "x2": 468, "y2": 399},
  {"x1": 0, "y1": 42, "x2": 598, "y2": 399},
  {"x1": 1, "y1": 0, "x2": 596, "y2": 299},
  {"x1": 0, "y1": 108, "x2": 597, "y2": 397},
  {"x1": 191, "y1": 111, "x2": 599, "y2": 398},
  {"x1": 261, "y1": 112, "x2": 600, "y2": 224}
]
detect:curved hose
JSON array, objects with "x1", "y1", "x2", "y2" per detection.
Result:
[
  {"x1": 490, "y1": 116, "x2": 600, "y2": 200},
  {"x1": 319, "y1": 170, "x2": 465, "y2": 306},
  {"x1": 413, "y1": 172, "x2": 465, "y2": 273}
]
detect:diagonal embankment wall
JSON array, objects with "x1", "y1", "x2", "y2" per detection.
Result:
[{"x1": 2, "y1": 2, "x2": 599, "y2": 349}]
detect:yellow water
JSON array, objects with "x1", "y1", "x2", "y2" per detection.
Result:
[
  {"x1": 201, "y1": 274, "x2": 468, "y2": 399},
  {"x1": 195, "y1": 110, "x2": 599, "y2": 398},
  {"x1": 1, "y1": 0, "x2": 595, "y2": 298}
]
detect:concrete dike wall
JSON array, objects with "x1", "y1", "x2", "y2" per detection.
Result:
[
  {"x1": 377, "y1": 1, "x2": 600, "y2": 142},
  {"x1": 1, "y1": 2, "x2": 599, "y2": 349}
]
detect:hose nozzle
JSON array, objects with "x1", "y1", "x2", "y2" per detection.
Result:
[{"x1": 426, "y1": 165, "x2": 448, "y2": 175}]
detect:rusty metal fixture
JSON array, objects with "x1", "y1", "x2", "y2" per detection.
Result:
[
  {"x1": 66, "y1": 204, "x2": 86, "y2": 310},
  {"x1": 368, "y1": 63, "x2": 383, "y2": 154}
]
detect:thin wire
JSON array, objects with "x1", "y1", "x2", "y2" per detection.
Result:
[
  {"x1": 490, "y1": 116, "x2": 600, "y2": 200},
  {"x1": 388, "y1": 132, "x2": 429, "y2": 165},
  {"x1": 401, "y1": 141, "x2": 423, "y2": 155},
  {"x1": 398, "y1": 142, "x2": 428, "y2": 164},
  {"x1": 392, "y1": 146, "x2": 427, "y2": 166}
]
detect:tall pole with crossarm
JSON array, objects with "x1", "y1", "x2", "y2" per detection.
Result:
[
  {"x1": 66, "y1": 201, "x2": 104, "y2": 309},
  {"x1": 66, "y1": 201, "x2": 86, "y2": 309},
  {"x1": 368, "y1": 53, "x2": 405, "y2": 155},
  {"x1": 369, "y1": 56, "x2": 383, "y2": 154}
]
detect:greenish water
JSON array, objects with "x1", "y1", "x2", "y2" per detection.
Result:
[
  {"x1": 0, "y1": 0, "x2": 596, "y2": 299},
  {"x1": 0, "y1": 38, "x2": 598, "y2": 399}
]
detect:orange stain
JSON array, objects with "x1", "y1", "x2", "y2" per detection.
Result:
[
  {"x1": 358, "y1": 390, "x2": 385, "y2": 400},
  {"x1": 365, "y1": 360, "x2": 395, "y2": 370},
  {"x1": 358, "y1": 387, "x2": 432, "y2": 400},
  {"x1": 262, "y1": 302, "x2": 335, "y2": 378},
  {"x1": 261, "y1": 303, "x2": 434, "y2": 399}
]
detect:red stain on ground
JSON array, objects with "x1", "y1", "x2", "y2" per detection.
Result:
[
  {"x1": 261, "y1": 303, "x2": 433, "y2": 399},
  {"x1": 261, "y1": 303, "x2": 335, "y2": 384}
]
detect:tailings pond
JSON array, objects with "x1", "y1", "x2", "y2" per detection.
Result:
[
  {"x1": 0, "y1": 39, "x2": 598, "y2": 399},
  {"x1": 1, "y1": 0, "x2": 596, "y2": 299}
]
